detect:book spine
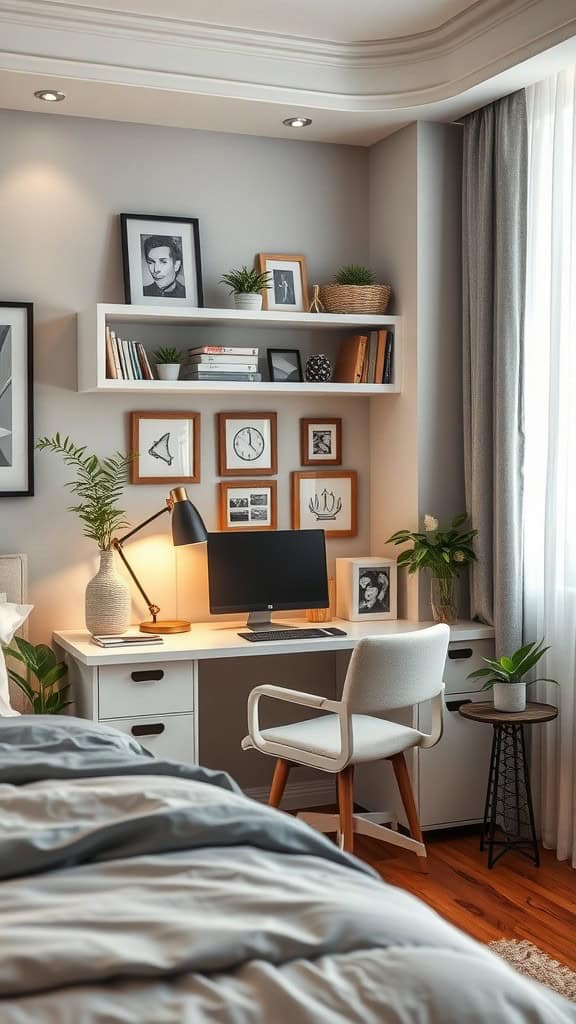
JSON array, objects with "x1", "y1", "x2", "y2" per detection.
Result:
[
  {"x1": 130, "y1": 341, "x2": 143, "y2": 380},
  {"x1": 375, "y1": 330, "x2": 387, "y2": 384},
  {"x1": 185, "y1": 361, "x2": 258, "y2": 374},
  {"x1": 108, "y1": 330, "x2": 123, "y2": 378},
  {"x1": 136, "y1": 343, "x2": 154, "y2": 381},
  {"x1": 120, "y1": 339, "x2": 134, "y2": 379},
  {"x1": 188, "y1": 346, "x2": 258, "y2": 356},
  {"x1": 186, "y1": 371, "x2": 262, "y2": 381},
  {"x1": 187, "y1": 353, "x2": 260, "y2": 364},
  {"x1": 354, "y1": 336, "x2": 368, "y2": 383},
  {"x1": 105, "y1": 327, "x2": 117, "y2": 379},
  {"x1": 383, "y1": 333, "x2": 394, "y2": 384},
  {"x1": 114, "y1": 334, "x2": 127, "y2": 378}
]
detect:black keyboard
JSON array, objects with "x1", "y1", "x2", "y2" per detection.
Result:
[{"x1": 239, "y1": 628, "x2": 341, "y2": 642}]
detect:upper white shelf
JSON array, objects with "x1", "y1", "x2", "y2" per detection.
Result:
[{"x1": 77, "y1": 303, "x2": 402, "y2": 395}]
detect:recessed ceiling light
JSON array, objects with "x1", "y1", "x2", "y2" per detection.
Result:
[
  {"x1": 282, "y1": 116, "x2": 312, "y2": 128},
  {"x1": 34, "y1": 89, "x2": 66, "y2": 103}
]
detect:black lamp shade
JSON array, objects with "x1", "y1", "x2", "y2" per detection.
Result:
[{"x1": 171, "y1": 499, "x2": 208, "y2": 546}]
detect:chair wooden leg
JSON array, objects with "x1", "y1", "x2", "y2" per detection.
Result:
[
  {"x1": 391, "y1": 752, "x2": 425, "y2": 853},
  {"x1": 268, "y1": 758, "x2": 291, "y2": 808},
  {"x1": 337, "y1": 765, "x2": 355, "y2": 853}
]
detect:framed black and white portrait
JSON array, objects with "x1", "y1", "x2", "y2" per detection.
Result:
[
  {"x1": 0, "y1": 303, "x2": 33, "y2": 497},
  {"x1": 267, "y1": 348, "x2": 303, "y2": 383},
  {"x1": 219, "y1": 480, "x2": 277, "y2": 531},
  {"x1": 217, "y1": 412, "x2": 277, "y2": 477},
  {"x1": 300, "y1": 417, "x2": 342, "y2": 465},
  {"x1": 257, "y1": 254, "x2": 309, "y2": 312},
  {"x1": 335, "y1": 556, "x2": 397, "y2": 622},
  {"x1": 120, "y1": 214, "x2": 203, "y2": 307},
  {"x1": 130, "y1": 411, "x2": 200, "y2": 484}
]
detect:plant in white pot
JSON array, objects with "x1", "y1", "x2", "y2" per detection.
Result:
[
  {"x1": 153, "y1": 346, "x2": 183, "y2": 381},
  {"x1": 220, "y1": 266, "x2": 271, "y2": 311},
  {"x1": 467, "y1": 639, "x2": 558, "y2": 712},
  {"x1": 36, "y1": 435, "x2": 133, "y2": 636}
]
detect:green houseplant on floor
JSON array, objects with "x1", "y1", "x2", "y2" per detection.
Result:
[
  {"x1": 4, "y1": 637, "x2": 71, "y2": 714},
  {"x1": 468, "y1": 639, "x2": 558, "y2": 712}
]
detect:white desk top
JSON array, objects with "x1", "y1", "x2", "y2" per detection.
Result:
[{"x1": 53, "y1": 619, "x2": 494, "y2": 667}]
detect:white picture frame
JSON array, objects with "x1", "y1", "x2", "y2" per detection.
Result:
[{"x1": 335, "y1": 556, "x2": 397, "y2": 621}]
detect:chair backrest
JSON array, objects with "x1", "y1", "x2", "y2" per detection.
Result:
[{"x1": 341, "y1": 624, "x2": 450, "y2": 715}]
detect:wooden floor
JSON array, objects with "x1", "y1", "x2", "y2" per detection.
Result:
[{"x1": 353, "y1": 828, "x2": 576, "y2": 971}]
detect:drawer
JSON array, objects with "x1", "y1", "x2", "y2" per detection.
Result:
[
  {"x1": 418, "y1": 691, "x2": 493, "y2": 828},
  {"x1": 98, "y1": 661, "x2": 194, "y2": 720},
  {"x1": 106, "y1": 714, "x2": 196, "y2": 764},
  {"x1": 444, "y1": 639, "x2": 494, "y2": 694}
]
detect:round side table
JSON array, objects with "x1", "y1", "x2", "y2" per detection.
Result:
[{"x1": 459, "y1": 701, "x2": 558, "y2": 869}]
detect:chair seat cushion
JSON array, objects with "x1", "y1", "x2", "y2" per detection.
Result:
[{"x1": 243, "y1": 714, "x2": 423, "y2": 764}]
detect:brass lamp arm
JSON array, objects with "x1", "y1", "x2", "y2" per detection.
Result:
[{"x1": 112, "y1": 502, "x2": 172, "y2": 623}]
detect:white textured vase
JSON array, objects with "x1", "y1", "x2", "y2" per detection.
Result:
[
  {"x1": 156, "y1": 363, "x2": 181, "y2": 381},
  {"x1": 493, "y1": 681, "x2": 527, "y2": 713},
  {"x1": 85, "y1": 550, "x2": 131, "y2": 635},
  {"x1": 234, "y1": 293, "x2": 263, "y2": 311}
]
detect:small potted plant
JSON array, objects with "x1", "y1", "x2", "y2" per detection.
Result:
[
  {"x1": 153, "y1": 346, "x2": 183, "y2": 381},
  {"x1": 467, "y1": 639, "x2": 558, "y2": 712},
  {"x1": 220, "y1": 266, "x2": 272, "y2": 311},
  {"x1": 319, "y1": 264, "x2": 391, "y2": 314},
  {"x1": 3, "y1": 637, "x2": 71, "y2": 714},
  {"x1": 387, "y1": 513, "x2": 477, "y2": 624}
]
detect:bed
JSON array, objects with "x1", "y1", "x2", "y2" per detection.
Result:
[{"x1": 0, "y1": 714, "x2": 574, "y2": 1023}]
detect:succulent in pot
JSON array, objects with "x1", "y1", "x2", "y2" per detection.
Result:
[
  {"x1": 220, "y1": 266, "x2": 272, "y2": 311},
  {"x1": 153, "y1": 346, "x2": 183, "y2": 381},
  {"x1": 319, "y1": 264, "x2": 392, "y2": 314},
  {"x1": 467, "y1": 639, "x2": 558, "y2": 713}
]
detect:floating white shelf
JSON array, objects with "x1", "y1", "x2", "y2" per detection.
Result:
[{"x1": 77, "y1": 303, "x2": 403, "y2": 395}]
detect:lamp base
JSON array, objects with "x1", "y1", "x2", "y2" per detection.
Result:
[{"x1": 140, "y1": 619, "x2": 191, "y2": 634}]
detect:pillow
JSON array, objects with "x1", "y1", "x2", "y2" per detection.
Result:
[{"x1": 0, "y1": 602, "x2": 33, "y2": 717}]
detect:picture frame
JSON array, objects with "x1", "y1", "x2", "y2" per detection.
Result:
[
  {"x1": 267, "y1": 348, "x2": 303, "y2": 383},
  {"x1": 257, "y1": 253, "x2": 309, "y2": 312},
  {"x1": 218, "y1": 480, "x2": 278, "y2": 531},
  {"x1": 335, "y1": 557, "x2": 397, "y2": 621},
  {"x1": 217, "y1": 412, "x2": 277, "y2": 477},
  {"x1": 130, "y1": 411, "x2": 200, "y2": 484},
  {"x1": 291, "y1": 470, "x2": 357, "y2": 538},
  {"x1": 0, "y1": 303, "x2": 33, "y2": 498},
  {"x1": 120, "y1": 214, "x2": 204, "y2": 307},
  {"x1": 300, "y1": 417, "x2": 342, "y2": 466}
]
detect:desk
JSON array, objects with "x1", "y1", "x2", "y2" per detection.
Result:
[{"x1": 54, "y1": 618, "x2": 495, "y2": 826}]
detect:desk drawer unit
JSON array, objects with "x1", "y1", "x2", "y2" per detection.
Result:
[
  {"x1": 98, "y1": 662, "x2": 195, "y2": 720},
  {"x1": 106, "y1": 714, "x2": 196, "y2": 764},
  {"x1": 443, "y1": 640, "x2": 494, "y2": 694}
]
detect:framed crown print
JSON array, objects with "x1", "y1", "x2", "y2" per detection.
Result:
[
  {"x1": 219, "y1": 480, "x2": 277, "y2": 531},
  {"x1": 130, "y1": 411, "x2": 200, "y2": 484},
  {"x1": 0, "y1": 303, "x2": 33, "y2": 497},
  {"x1": 291, "y1": 470, "x2": 357, "y2": 538},
  {"x1": 217, "y1": 412, "x2": 277, "y2": 477}
]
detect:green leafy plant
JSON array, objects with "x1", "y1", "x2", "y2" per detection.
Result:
[
  {"x1": 334, "y1": 264, "x2": 376, "y2": 286},
  {"x1": 467, "y1": 639, "x2": 558, "y2": 689},
  {"x1": 3, "y1": 637, "x2": 71, "y2": 714},
  {"x1": 152, "y1": 346, "x2": 183, "y2": 364},
  {"x1": 387, "y1": 513, "x2": 478, "y2": 579},
  {"x1": 220, "y1": 266, "x2": 272, "y2": 294},
  {"x1": 36, "y1": 435, "x2": 132, "y2": 551}
]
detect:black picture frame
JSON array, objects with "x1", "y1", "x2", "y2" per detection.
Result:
[
  {"x1": 267, "y1": 348, "x2": 303, "y2": 383},
  {"x1": 0, "y1": 302, "x2": 34, "y2": 497},
  {"x1": 120, "y1": 213, "x2": 204, "y2": 307}
]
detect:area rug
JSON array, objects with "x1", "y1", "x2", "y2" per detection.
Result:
[{"x1": 489, "y1": 939, "x2": 576, "y2": 1002}]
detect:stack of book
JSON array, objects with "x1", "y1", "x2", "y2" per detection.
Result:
[
  {"x1": 183, "y1": 345, "x2": 262, "y2": 382},
  {"x1": 105, "y1": 327, "x2": 154, "y2": 381},
  {"x1": 333, "y1": 330, "x2": 394, "y2": 385},
  {"x1": 91, "y1": 633, "x2": 164, "y2": 648}
]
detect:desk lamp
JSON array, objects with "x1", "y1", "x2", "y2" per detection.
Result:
[{"x1": 112, "y1": 486, "x2": 207, "y2": 634}]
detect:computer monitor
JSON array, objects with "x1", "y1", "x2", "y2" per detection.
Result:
[{"x1": 207, "y1": 529, "x2": 328, "y2": 630}]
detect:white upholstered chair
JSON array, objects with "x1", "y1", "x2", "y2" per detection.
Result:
[{"x1": 242, "y1": 624, "x2": 449, "y2": 861}]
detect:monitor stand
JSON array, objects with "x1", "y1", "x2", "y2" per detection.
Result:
[{"x1": 246, "y1": 611, "x2": 295, "y2": 632}]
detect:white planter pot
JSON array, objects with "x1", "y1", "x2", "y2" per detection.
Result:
[
  {"x1": 234, "y1": 293, "x2": 263, "y2": 311},
  {"x1": 156, "y1": 363, "x2": 181, "y2": 381},
  {"x1": 493, "y1": 681, "x2": 527, "y2": 713},
  {"x1": 85, "y1": 550, "x2": 131, "y2": 636}
]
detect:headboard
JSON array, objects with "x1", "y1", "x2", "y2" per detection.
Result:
[{"x1": 0, "y1": 553, "x2": 28, "y2": 607}]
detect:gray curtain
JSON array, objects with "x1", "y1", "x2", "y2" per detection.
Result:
[{"x1": 462, "y1": 91, "x2": 527, "y2": 655}]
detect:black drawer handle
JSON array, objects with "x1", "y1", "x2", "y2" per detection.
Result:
[
  {"x1": 448, "y1": 648, "x2": 473, "y2": 660},
  {"x1": 130, "y1": 670, "x2": 164, "y2": 683},
  {"x1": 446, "y1": 699, "x2": 472, "y2": 712},
  {"x1": 131, "y1": 723, "x2": 165, "y2": 737}
]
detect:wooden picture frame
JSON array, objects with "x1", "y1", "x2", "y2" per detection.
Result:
[
  {"x1": 0, "y1": 303, "x2": 34, "y2": 497},
  {"x1": 267, "y1": 348, "x2": 303, "y2": 383},
  {"x1": 291, "y1": 470, "x2": 357, "y2": 538},
  {"x1": 257, "y1": 253, "x2": 309, "y2": 312},
  {"x1": 300, "y1": 417, "x2": 342, "y2": 466},
  {"x1": 120, "y1": 213, "x2": 204, "y2": 307},
  {"x1": 218, "y1": 479, "x2": 278, "y2": 531},
  {"x1": 130, "y1": 411, "x2": 200, "y2": 484},
  {"x1": 217, "y1": 411, "x2": 277, "y2": 477}
]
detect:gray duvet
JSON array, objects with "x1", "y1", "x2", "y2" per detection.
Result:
[{"x1": 0, "y1": 717, "x2": 573, "y2": 1023}]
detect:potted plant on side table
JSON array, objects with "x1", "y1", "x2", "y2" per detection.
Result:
[
  {"x1": 220, "y1": 266, "x2": 272, "y2": 311},
  {"x1": 152, "y1": 346, "x2": 184, "y2": 381},
  {"x1": 467, "y1": 639, "x2": 558, "y2": 712}
]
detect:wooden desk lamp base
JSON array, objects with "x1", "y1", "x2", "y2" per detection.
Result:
[{"x1": 140, "y1": 620, "x2": 191, "y2": 634}]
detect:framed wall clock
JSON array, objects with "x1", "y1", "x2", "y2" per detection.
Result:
[{"x1": 217, "y1": 412, "x2": 277, "y2": 476}]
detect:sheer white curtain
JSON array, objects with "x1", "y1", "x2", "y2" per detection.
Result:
[{"x1": 524, "y1": 67, "x2": 576, "y2": 866}]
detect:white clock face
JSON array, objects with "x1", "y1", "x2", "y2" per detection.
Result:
[{"x1": 233, "y1": 426, "x2": 265, "y2": 461}]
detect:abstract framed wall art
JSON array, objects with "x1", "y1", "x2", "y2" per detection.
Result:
[
  {"x1": 300, "y1": 417, "x2": 342, "y2": 465},
  {"x1": 0, "y1": 303, "x2": 33, "y2": 497},
  {"x1": 130, "y1": 411, "x2": 200, "y2": 484},
  {"x1": 291, "y1": 470, "x2": 357, "y2": 538},
  {"x1": 120, "y1": 214, "x2": 203, "y2": 307},
  {"x1": 335, "y1": 556, "x2": 397, "y2": 621}
]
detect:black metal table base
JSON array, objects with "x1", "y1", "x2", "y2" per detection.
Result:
[{"x1": 481, "y1": 723, "x2": 539, "y2": 868}]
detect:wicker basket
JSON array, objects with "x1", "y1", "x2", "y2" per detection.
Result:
[{"x1": 318, "y1": 283, "x2": 391, "y2": 315}]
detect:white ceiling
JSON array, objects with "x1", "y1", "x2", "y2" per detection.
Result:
[{"x1": 63, "y1": 0, "x2": 475, "y2": 42}]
